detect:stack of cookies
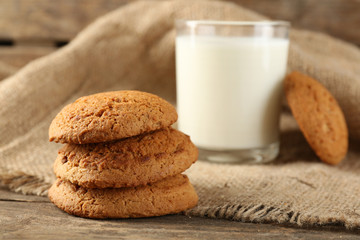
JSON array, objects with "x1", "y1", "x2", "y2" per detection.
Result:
[{"x1": 48, "y1": 91, "x2": 198, "y2": 218}]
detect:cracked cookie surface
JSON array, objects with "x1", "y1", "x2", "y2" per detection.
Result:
[
  {"x1": 49, "y1": 90, "x2": 177, "y2": 144},
  {"x1": 54, "y1": 127, "x2": 198, "y2": 188},
  {"x1": 48, "y1": 174, "x2": 198, "y2": 219}
]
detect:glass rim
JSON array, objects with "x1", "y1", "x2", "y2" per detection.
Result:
[{"x1": 176, "y1": 19, "x2": 290, "y2": 27}]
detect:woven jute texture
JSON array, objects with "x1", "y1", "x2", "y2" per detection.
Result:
[{"x1": 1, "y1": 0, "x2": 360, "y2": 228}]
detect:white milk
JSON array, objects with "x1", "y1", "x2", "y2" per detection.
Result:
[{"x1": 176, "y1": 36, "x2": 289, "y2": 150}]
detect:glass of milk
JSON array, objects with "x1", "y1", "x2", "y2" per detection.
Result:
[{"x1": 175, "y1": 20, "x2": 290, "y2": 164}]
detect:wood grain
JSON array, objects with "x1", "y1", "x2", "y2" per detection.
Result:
[
  {"x1": 1, "y1": 187, "x2": 360, "y2": 239},
  {"x1": 231, "y1": 0, "x2": 360, "y2": 46},
  {"x1": 0, "y1": 0, "x2": 358, "y2": 45},
  {"x1": 0, "y1": 0, "x2": 133, "y2": 42},
  {"x1": 0, "y1": 46, "x2": 54, "y2": 68}
]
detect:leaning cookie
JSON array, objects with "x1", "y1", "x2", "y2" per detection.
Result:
[
  {"x1": 54, "y1": 127, "x2": 198, "y2": 188},
  {"x1": 49, "y1": 90, "x2": 177, "y2": 144},
  {"x1": 48, "y1": 174, "x2": 198, "y2": 219},
  {"x1": 285, "y1": 71, "x2": 348, "y2": 165}
]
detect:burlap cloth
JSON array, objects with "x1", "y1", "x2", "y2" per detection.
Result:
[{"x1": 1, "y1": 0, "x2": 360, "y2": 229}]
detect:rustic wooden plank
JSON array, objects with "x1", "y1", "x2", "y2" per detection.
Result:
[
  {"x1": 0, "y1": 186, "x2": 48, "y2": 202},
  {"x1": 0, "y1": 0, "x2": 133, "y2": 42},
  {"x1": 1, "y1": 187, "x2": 360, "y2": 239},
  {"x1": 231, "y1": 0, "x2": 360, "y2": 45},
  {"x1": 0, "y1": 46, "x2": 54, "y2": 68},
  {"x1": 0, "y1": 0, "x2": 358, "y2": 45},
  {"x1": 1, "y1": 200, "x2": 360, "y2": 239}
]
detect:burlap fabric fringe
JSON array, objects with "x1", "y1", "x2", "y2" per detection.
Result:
[{"x1": 1, "y1": 1, "x2": 360, "y2": 228}]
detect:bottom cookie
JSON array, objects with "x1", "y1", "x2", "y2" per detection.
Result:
[{"x1": 48, "y1": 174, "x2": 198, "y2": 219}]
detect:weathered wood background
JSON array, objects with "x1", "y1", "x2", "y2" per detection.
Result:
[{"x1": 0, "y1": 0, "x2": 358, "y2": 80}]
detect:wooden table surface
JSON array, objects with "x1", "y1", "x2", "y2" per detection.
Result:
[{"x1": 1, "y1": 186, "x2": 359, "y2": 239}]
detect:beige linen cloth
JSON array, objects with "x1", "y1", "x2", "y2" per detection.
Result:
[{"x1": 1, "y1": 0, "x2": 360, "y2": 228}]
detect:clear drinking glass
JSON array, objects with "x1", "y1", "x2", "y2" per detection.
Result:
[{"x1": 175, "y1": 20, "x2": 290, "y2": 164}]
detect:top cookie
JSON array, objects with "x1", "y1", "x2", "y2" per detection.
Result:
[
  {"x1": 285, "y1": 71, "x2": 348, "y2": 165},
  {"x1": 49, "y1": 91, "x2": 177, "y2": 144}
]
